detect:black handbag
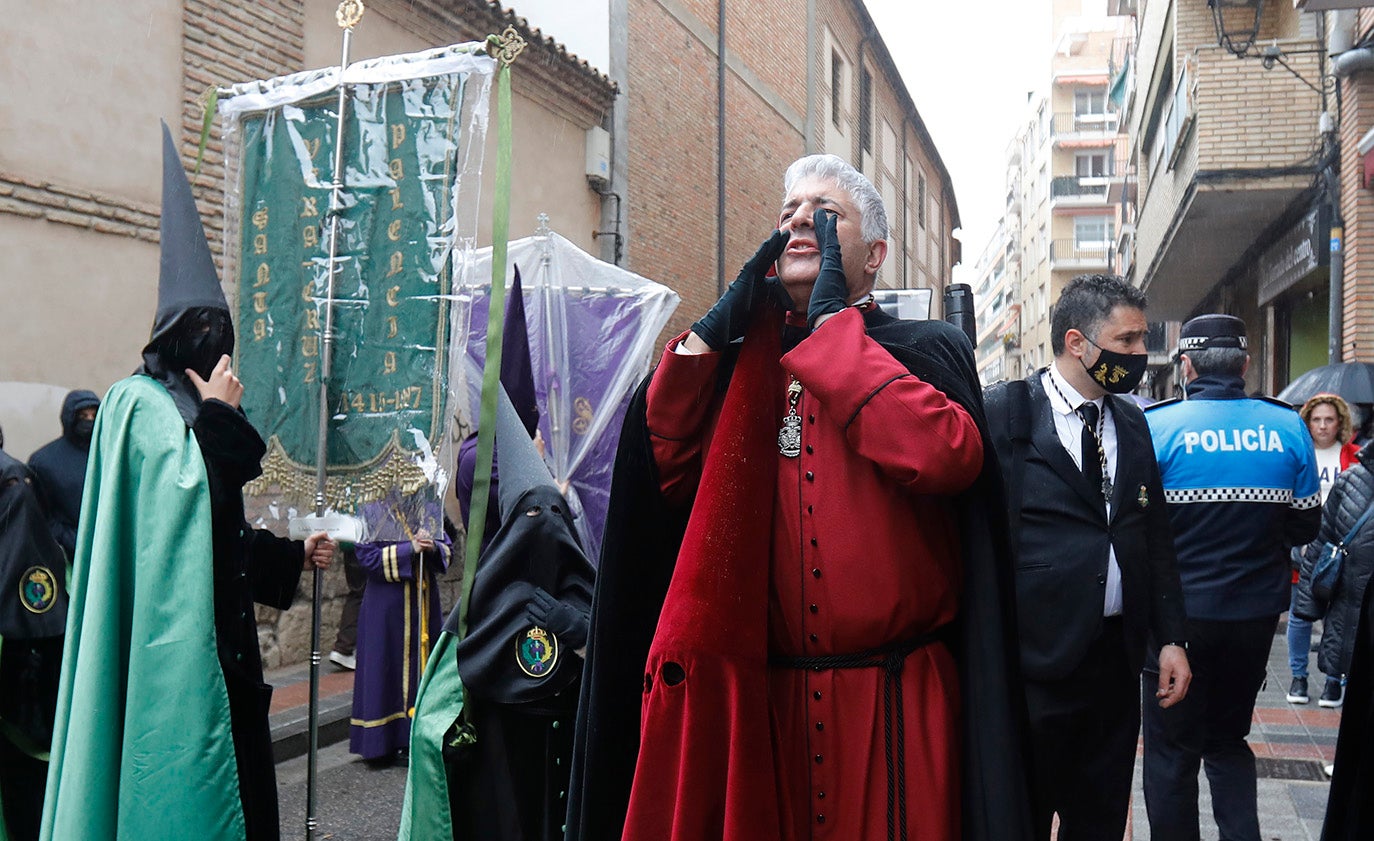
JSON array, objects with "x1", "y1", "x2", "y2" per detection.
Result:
[{"x1": 1312, "y1": 503, "x2": 1374, "y2": 601}]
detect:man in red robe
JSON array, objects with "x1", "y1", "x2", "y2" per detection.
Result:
[{"x1": 565, "y1": 154, "x2": 1032, "y2": 841}]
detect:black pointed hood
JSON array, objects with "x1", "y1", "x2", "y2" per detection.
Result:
[
  {"x1": 450, "y1": 383, "x2": 594, "y2": 705},
  {"x1": 501, "y1": 267, "x2": 540, "y2": 437},
  {"x1": 150, "y1": 121, "x2": 228, "y2": 344},
  {"x1": 495, "y1": 383, "x2": 556, "y2": 523},
  {"x1": 138, "y1": 121, "x2": 233, "y2": 424}
]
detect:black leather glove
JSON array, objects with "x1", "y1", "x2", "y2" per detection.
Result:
[
  {"x1": 690, "y1": 229, "x2": 789, "y2": 350},
  {"x1": 525, "y1": 586, "x2": 590, "y2": 651},
  {"x1": 807, "y1": 208, "x2": 850, "y2": 327}
]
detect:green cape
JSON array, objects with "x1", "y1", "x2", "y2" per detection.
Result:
[
  {"x1": 397, "y1": 630, "x2": 466, "y2": 840},
  {"x1": 40, "y1": 375, "x2": 244, "y2": 841}
]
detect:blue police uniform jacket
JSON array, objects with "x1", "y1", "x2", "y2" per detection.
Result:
[{"x1": 1146, "y1": 374, "x2": 1321, "y2": 621}]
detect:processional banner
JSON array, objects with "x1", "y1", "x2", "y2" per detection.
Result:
[
  {"x1": 219, "y1": 45, "x2": 496, "y2": 541},
  {"x1": 456, "y1": 232, "x2": 679, "y2": 561}
]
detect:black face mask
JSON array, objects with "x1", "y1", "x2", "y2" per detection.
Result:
[
  {"x1": 1081, "y1": 338, "x2": 1148, "y2": 394},
  {"x1": 72, "y1": 418, "x2": 95, "y2": 446},
  {"x1": 162, "y1": 309, "x2": 234, "y2": 381}
]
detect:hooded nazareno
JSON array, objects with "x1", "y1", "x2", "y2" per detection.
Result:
[
  {"x1": 41, "y1": 123, "x2": 305, "y2": 841},
  {"x1": 398, "y1": 385, "x2": 594, "y2": 841}
]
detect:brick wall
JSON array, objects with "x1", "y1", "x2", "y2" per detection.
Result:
[
  {"x1": 182, "y1": 0, "x2": 306, "y2": 260},
  {"x1": 1338, "y1": 9, "x2": 1374, "y2": 360},
  {"x1": 1135, "y1": 36, "x2": 1317, "y2": 293},
  {"x1": 1192, "y1": 45, "x2": 1320, "y2": 172},
  {"x1": 623, "y1": 0, "x2": 805, "y2": 340}
]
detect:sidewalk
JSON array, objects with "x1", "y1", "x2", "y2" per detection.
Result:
[
  {"x1": 268, "y1": 625, "x2": 1343, "y2": 838},
  {"x1": 266, "y1": 660, "x2": 355, "y2": 762},
  {"x1": 1126, "y1": 619, "x2": 1340, "y2": 840}
]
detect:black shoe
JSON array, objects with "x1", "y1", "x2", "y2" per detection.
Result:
[
  {"x1": 1319, "y1": 678, "x2": 1344, "y2": 708},
  {"x1": 1287, "y1": 677, "x2": 1310, "y2": 704},
  {"x1": 363, "y1": 751, "x2": 400, "y2": 769}
]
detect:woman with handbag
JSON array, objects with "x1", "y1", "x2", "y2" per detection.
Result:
[
  {"x1": 1288, "y1": 394, "x2": 1361, "y2": 704},
  {"x1": 1296, "y1": 438, "x2": 1374, "y2": 710}
]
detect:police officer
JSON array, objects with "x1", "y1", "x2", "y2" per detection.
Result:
[{"x1": 1142, "y1": 314, "x2": 1321, "y2": 841}]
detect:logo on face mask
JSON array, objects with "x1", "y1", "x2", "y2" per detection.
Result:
[{"x1": 1081, "y1": 339, "x2": 1148, "y2": 394}]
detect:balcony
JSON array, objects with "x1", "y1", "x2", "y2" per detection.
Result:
[
  {"x1": 1051, "y1": 111, "x2": 1119, "y2": 143},
  {"x1": 1134, "y1": 42, "x2": 1324, "y2": 319},
  {"x1": 1116, "y1": 224, "x2": 1136, "y2": 282},
  {"x1": 1051, "y1": 175, "x2": 1112, "y2": 206},
  {"x1": 1050, "y1": 239, "x2": 1112, "y2": 271}
]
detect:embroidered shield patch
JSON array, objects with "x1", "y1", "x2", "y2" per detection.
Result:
[
  {"x1": 515, "y1": 626, "x2": 559, "y2": 679},
  {"x1": 20, "y1": 566, "x2": 57, "y2": 614}
]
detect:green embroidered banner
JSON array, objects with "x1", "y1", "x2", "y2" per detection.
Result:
[{"x1": 220, "y1": 46, "x2": 495, "y2": 540}]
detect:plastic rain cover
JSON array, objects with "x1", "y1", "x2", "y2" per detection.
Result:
[
  {"x1": 454, "y1": 231, "x2": 679, "y2": 562},
  {"x1": 218, "y1": 44, "x2": 495, "y2": 542}
]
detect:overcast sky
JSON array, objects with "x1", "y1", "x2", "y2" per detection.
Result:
[
  {"x1": 863, "y1": 0, "x2": 1056, "y2": 282},
  {"x1": 514, "y1": 0, "x2": 1105, "y2": 282}
]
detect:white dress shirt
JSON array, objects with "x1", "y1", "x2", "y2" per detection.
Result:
[{"x1": 1042, "y1": 363, "x2": 1123, "y2": 617}]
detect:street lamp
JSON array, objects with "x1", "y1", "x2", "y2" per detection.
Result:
[{"x1": 1209, "y1": 0, "x2": 1265, "y2": 58}]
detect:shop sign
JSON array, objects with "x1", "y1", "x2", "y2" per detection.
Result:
[{"x1": 1257, "y1": 204, "x2": 1329, "y2": 305}]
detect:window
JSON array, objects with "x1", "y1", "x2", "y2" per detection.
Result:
[
  {"x1": 859, "y1": 67, "x2": 872, "y2": 154},
  {"x1": 1076, "y1": 152, "x2": 1109, "y2": 177},
  {"x1": 830, "y1": 50, "x2": 843, "y2": 128},
  {"x1": 917, "y1": 174, "x2": 927, "y2": 230},
  {"x1": 1075, "y1": 89, "x2": 1106, "y2": 116},
  {"x1": 1074, "y1": 215, "x2": 1114, "y2": 246}
]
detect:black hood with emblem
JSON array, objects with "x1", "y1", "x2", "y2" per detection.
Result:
[
  {"x1": 138, "y1": 121, "x2": 234, "y2": 426},
  {"x1": 451, "y1": 386, "x2": 594, "y2": 705},
  {"x1": 0, "y1": 450, "x2": 68, "y2": 639}
]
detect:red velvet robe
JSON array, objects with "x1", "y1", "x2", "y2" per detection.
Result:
[{"x1": 628, "y1": 308, "x2": 983, "y2": 840}]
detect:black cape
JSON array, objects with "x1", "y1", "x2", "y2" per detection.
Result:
[
  {"x1": 1322, "y1": 579, "x2": 1374, "y2": 839},
  {"x1": 565, "y1": 305, "x2": 1035, "y2": 841},
  {"x1": 0, "y1": 450, "x2": 69, "y2": 753}
]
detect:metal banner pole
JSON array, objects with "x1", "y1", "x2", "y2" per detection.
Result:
[{"x1": 307, "y1": 3, "x2": 364, "y2": 838}]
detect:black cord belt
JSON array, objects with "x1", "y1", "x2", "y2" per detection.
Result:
[{"x1": 769, "y1": 626, "x2": 952, "y2": 841}]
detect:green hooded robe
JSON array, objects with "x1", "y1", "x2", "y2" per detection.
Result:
[{"x1": 40, "y1": 375, "x2": 245, "y2": 840}]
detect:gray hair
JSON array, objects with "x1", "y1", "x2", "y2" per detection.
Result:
[
  {"x1": 1184, "y1": 347, "x2": 1247, "y2": 378},
  {"x1": 783, "y1": 154, "x2": 889, "y2": 244}
]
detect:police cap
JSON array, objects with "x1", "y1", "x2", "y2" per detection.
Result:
[{"x1": 1178, "y1": 314, "x2": 1247, "y2": 353}]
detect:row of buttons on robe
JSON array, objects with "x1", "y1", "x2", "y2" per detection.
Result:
[{"x1": 801, "y1": 409, "x2": 827, "y2": 827}]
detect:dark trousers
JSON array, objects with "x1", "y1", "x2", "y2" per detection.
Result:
[
  {"x1": 1142, "y1": 615, "x2": 1277, "y2": 841},
  {"x1": 0, "y1": 736, "x2": 46, "y2": 841},
  {"x1": 1024, "y1": 617, "x2": 1138, "y2": 841},
  {"x1": 332, "y1": 545, "x2": 366, "y2": 655}
]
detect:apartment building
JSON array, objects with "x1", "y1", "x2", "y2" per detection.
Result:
[
  {"x1": 971, "y1": 217, "x2": 1022, "y2": 385},
  {"x1": 1119, "y1": 0, "x2": 1328, "y2": 395},
  {"x1": 975, "y1": 15, "x2": 1130, "y2": 383}
]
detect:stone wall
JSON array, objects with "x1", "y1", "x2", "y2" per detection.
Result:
[{"x1": 254, "y1": 539, "x2": 467, "y2": 669}]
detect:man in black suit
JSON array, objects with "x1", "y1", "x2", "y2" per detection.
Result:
[{"x1": 984, "y1": 274, "x2": 1191, "y2": 840}]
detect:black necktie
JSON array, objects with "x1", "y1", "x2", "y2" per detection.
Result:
[{"x1": 1078, "y1": 401, "x2": 1103, "y2": 491}]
